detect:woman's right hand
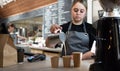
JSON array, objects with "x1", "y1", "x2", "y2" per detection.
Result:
[{"x1": 50, "y1": 24, "x2": 62, "y2": 34}]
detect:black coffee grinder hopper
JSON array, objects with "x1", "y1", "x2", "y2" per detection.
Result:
[{"x1": 89, "y1": 0, "x2": 120, "y2": 71}]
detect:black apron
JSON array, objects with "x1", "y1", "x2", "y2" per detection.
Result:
[{"x1": 62, "y1": 22, "x2": 89, "y2": 56}]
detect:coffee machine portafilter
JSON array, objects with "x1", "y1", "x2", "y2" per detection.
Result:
[{"x1": 89, "y1": 0, "x2": 120, "y2": 71}]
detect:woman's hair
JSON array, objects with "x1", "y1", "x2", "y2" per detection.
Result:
[
  {"x1": 71, "y1": 0, "x2": 87, "y2": 9},
  {"x1": 7, "y1": 23, "x2": 16, "y2": 29}
]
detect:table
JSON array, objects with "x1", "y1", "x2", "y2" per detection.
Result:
[{"x1": 0, "y1": 56, "x2": 94, "y2": 71}]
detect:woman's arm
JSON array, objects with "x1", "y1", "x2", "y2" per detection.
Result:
[
  {"x1": 82, "y1": 51, "x2": 94, "y2": 60},
  {"x1": 82, "y1": 40, "x2": 96, "y2": 60},
  {"x1": 17, "y1": 35, "x2": 27, "y2": 41}
]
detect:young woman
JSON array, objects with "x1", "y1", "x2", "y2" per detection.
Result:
[{"x1": 50, "y1": 0, "x2": 96, "y2": 60}]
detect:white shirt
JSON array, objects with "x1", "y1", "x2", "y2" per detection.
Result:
[{"x1": 90, "y1": 40, "x2": 96, "y2": 54}]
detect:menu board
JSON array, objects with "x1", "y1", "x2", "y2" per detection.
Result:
[
  {"x1": 43, "y1": 0, "x2": 72, "y2": 34},
  {"x1": 43, "y1": 3, "x2": 58, "y2": 34},
  {"x1": 58, "y1": 0, "x2": 72, "y2": 25}
]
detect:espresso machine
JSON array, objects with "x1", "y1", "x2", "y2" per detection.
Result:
[{"x1": 90, "y1": 0, "x2": 120, "y2": 71}]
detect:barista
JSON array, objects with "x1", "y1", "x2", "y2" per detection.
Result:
[
  {"x1": 7, "y1": 23, "x2": 26, "y2": 44},
  {"x1": 50, "y1": 0, "x2": 96, "y2": 60}
]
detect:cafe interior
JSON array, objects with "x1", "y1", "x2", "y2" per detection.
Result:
[{"x1": 0, "y1": 0, "x2": 120, "y2": 71}]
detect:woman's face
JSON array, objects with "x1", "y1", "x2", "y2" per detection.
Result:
[
  {"x1": 8, "y1": 26, "x2": 14, "y2": 33},
  {"x1": 71, "y1": 2, "x2": 87, "y2": 23}
]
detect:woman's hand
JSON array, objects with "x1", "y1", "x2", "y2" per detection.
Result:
[
  {"x1": 82, "y1": 51, "x2": 94, "y2": 60},
  {"x1": 50, "y1": 24, "x2": 62, "y2": 34}
]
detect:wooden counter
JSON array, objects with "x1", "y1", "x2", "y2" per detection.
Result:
[
  {"x1": 15, "y1": 44, "x2": 62, "y2": 56},
  {"x1": 0, "y1": 56, "x2": 94, "y2": 71},
  {"x1": 8, "y1": 44, "x2": 94, "y2": 71},
  {"x1": 30, "y1": 47, "x2": 62, "y2": 56}
]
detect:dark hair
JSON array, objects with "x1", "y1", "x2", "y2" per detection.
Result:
[
  {"x1": 7, "y1": 23, "x2": 16, "y2": 29},
  {"x1": 72, "y1": 0, "x2": 87, "y2": 9}
]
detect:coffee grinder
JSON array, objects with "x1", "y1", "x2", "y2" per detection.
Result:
[{"x1": 90, "y1": 0, "x2": 120, "y2": 71}]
